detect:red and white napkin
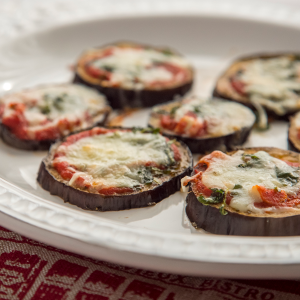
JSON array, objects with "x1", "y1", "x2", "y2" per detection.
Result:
[{"x1": 0, "y1": 225, "x2": 298, "y2": 300}]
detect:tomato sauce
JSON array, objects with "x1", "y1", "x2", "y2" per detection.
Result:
[
  {"x1": 254, "y1": 185, "x2": 300, "y2": 208},
  {"x1": 53, "y1": 128, "x2": 180, "y2": 195},
  {"x1": 230, "y1": 78, "x2": 246, "y2": 96}
]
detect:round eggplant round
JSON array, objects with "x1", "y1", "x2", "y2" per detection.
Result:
[
  {"x1": 73, "y1": 42, "x2": 194, "y2": 109},
  {"x1": 213, "y1": 53, "x2": 300, "y2": 120},
  {"x1": 148, "y1": 98, "x2": 255, "y2": 154},
  {"x1": 185, "y1": 147, "x2": 300, "y2": 236},
  {"x1": 0, "y1": 84, "x2": 111, "y2": 151},
  {"x1": 37, "y1": 128, "x2": 193, "y2": 211},
  {"x1": 0, "y1": 123, "x2": 55, "y2": 151},
  {"x1": 0, "y1": 117, "x2": 110, "y2": 151}
]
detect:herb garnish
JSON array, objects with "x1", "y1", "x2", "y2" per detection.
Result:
[
  {"x1": 233, "y1": 184, "x2": 243, "y2": 189},
  {"x1": 197, "y1": 188, "x2": 225, "y2": 205},
  {"x1": 40, "y1": 93, "x2": 67, "y2": 114},
  {"x1": 40, "y1": 105, "x2": 51, "y2": 114},
  {"x1": 170, "y1": 106, "x2": 179, "y2": 115},
  {"x1": 137, "y1": 167, "x2": 153, "y2": 185},
  {"x1": 101, "y1": 65, "x2": 115, "y2": 72},
  {"x1": 132, "y1": 127, "x2": 160, "y2": 134},
  {"x1": 53, "y1": 96, "x2": 64, "y2": 111},
  {"x1": 238, "y1": 154, "x2": 260, "y2": 168},
  {"x1": 135, "y1": 165, "x2": 174, "y2": 188},
  {"x1": 193, "y1": 105, "x2": 202, "y2": 114},
  {"x1": 165, "y1": 146, "x2": 175, "y2": 165},
  {"x1": 151, "y1": 167, "x2": 163, "y2": 174},
  {"x1": 197, "y1": 188, "x2": 229, "y2": 215},
  {"x1": 275, "y1": 166, "x2": 299, "y2": 186},
  {"x1": 151, "y1": 167, "x2": 173, "y2": 176},
  {"x1": 219, "y1": 204, "x2": 228, "y2": 216},
  {"x1": 161, "y1": 49, "x2": 173, "y2": 56},
  {"x1": 219, "y1": 190, "x2": 229, "y2": 215}
]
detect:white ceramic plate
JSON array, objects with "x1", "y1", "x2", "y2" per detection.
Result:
[{"x1": 1, "y1": 1, "x2": 300, "y2": 279}]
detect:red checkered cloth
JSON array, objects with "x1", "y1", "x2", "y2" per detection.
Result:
[{"x1": 0, "y1": 225, "x2": 299, "y2": 300}]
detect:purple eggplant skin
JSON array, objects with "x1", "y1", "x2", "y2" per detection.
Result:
[
  {"x1": 186, "y1": 189, "x2": 300, "y2": 236},
  {"x1": 37, "y1": 139, "x2": 193, "y2": 211},
  {"x1": 0, "y1": 123, "x2": 54, "y2": 151},
  {"x1": 288, "y1": 121, "x2": 300, "y2": 153},
  {"x1": 288, "y1": 139, "x2": 299, "y2": 153},
  {"x1": 213, "y1": 53, "x2": 300, "y2": 120},
  {"x1": 148, "y1": 123, "x2": 253, "y2": 154},
  {"x1": 148, "y1": 102, "x2": 254, "y2": 154},
  {"x1": 0, "y1": 112, "x2": 110, "y2": 151},
  {"x1": 185, "y1": 147, "x2": 300, "y2": 236},
  {"x1": 288, "y1": 132, "x2": 299, "y2": 153},
  {"x1": 74, "y1": 73, "x2": 193, "y2": 109}
]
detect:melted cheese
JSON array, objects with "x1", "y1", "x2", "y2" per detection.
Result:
[
  {"x1": 55, "y1": 131, "x2": 174, "y2": 189},
  {"x1": 173, "y1": 98, "x2": 255, "y2": 137},
  {"x1": 89, "y1": 46, "x2": 191, "y2": 89},
  {"x1": 1, "y1": 84, "x2": 108, "y2": 137},
  {"x1": 201, "y1": 151, "x2": 300, "y2": 213},
  {"x1": 240, "y1": 56, "x2": 300, "y2": 115}
]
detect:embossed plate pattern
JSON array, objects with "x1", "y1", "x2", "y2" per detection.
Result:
[{"x1": 0, "y1": 0, "x2": 300, "y2": 278}]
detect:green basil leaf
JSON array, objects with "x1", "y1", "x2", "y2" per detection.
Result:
[
  {"x1": 193, "y1": 105, "x2": 201, "y2": 114},
  {"x1": 238, "y1": 154, "x2": 261, "y2": 168},
  {"x1": 139, "y1": 167, "x2": 153, "y2": 185},
  {"x1": 210, "y1": 188, "x2": 225, "y2": 202},
  {"x1": 275, "y1": 166, "x2": 299, "y2": 186},
  {"x1": 40, "y1": 105, "x2": 51, "y2": 114},
  {"x1": 132, "y1": 127, "x2": 160, "y2": 134},
  {"x1": 233, "y1": 184, "x2": 243, "y2": 189},
  {"x1": 101, "y1": 65, "x2": 114, "y2": 72},
  {"x1": 161, "y1": 49, "x2": 173, "y2": 56},
  {"x1": 197, "y1": 188, "x2": 225, "y2": 205},
  {"x1": 170, "y1": 106, "x2": 179, "y2": 115},
  {"x1": 219, "y1": 204, "x2": 228, "y2": 216},
  {"x1": 197, "y1": 195, "x2": 221, "y2": 205}
]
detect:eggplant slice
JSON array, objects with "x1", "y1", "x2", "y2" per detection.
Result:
[
  {"x1": 0, "y1": 123, "x2": 57, "y2": 151},
  {"x1": 38, "y1": 127, "x2": 193, "y2": 211},
  {"x1": 185, "y1": 147, "x2": 300, "y2": 236},
  {"x1": 73, "y1": 42, "x2": 194, "y2": 109},
  {"x1": 148, "y1": 97, "x2": 255, "y2": 153},
  {"x1": 213, "y1": 53, "x2": 300, "y2": 120},
  {"x1": 0, "y1": 84, "x2": 111, "y2": 151}
]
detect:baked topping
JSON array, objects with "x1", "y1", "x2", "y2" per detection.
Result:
[
  {"x1": 153, "y1": 98, "x2": 255, "y2": 138},
  {"x1": 0, "y1": 84, "x2": 109, "y2": 141},
  {"x1": 230, "y1": 56, "x2": 300, "y2": 115},
  {"x1": 52, "y1": 128, "x2": 183, "y2": 195},
  {"x1": 79, "y1": 43, "x2": 192, "y2": 90},
  {"x1": 182, "y1": 150, "x2": 300, "y2": 213}
]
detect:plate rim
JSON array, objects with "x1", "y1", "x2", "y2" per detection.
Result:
[
  {"x1": 3, "y1": 0, "x2": 300, "y2": 47},
  {"x1": 1, "y1": 1, "x2": 300, "y2": 269}
]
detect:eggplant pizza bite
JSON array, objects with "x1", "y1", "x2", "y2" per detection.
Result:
[
  {"x1": 148, "y1": 97, "x2": 255, "y2": 153},
  {"x1": 0, "y1": 84, "x2": 110, "y2": 150},
  {"x1": 182, "y1": 147, "x2": 300, "y2": 236},
  {"x1": 214, "y1": 54, "x2": 300, "y2": 122},
  {"x1": 74, "y1": 42, "x2": 194, "y2": 109},
  {"x1": 38, "y1": 127, "x2": 193, "y2": 211}
]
